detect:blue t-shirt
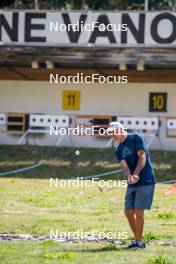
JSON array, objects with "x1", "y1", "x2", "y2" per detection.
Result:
[{"x1": 116, "y1": 133, "x2": 156, "y2": 188}]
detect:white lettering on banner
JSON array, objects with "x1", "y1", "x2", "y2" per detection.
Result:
[{"x1": 0, "y1": 11, "x2": 176, "y2": 47}]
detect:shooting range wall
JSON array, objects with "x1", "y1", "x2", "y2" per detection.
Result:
[{"x1": 0, "y1": 80, "x2": 175, "y2": 150}]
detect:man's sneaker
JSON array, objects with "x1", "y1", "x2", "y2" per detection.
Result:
[
  {"x1": 126, "y1": 241, "x2": 145, "y2": 250},
  {"x1": 136, "y1": 241, "x2": 145, "y2": 249},
  {"x1": 126, "y1": 242, "x2": 137, "y2": 250}
]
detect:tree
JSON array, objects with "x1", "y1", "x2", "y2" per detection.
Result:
[
  {"x1": 0, "y1": 0, "x2": 16, "y2": 8},
  {"x1": 149, "y1": 0, "x2": 176, "y2": 10},
  {"x1": 86, "y1": 0, "x2": 111, "y2": 10},
  {"x1": 2, "y1": 0, "x2": 176, "y2": 10}
]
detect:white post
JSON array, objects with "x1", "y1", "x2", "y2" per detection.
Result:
[
  {"x1": 145, "y1": 0, "x2": 149, "y2": 11},
  {"x1": 34, "y1": 0, "x2": 39, "y2": 9}
]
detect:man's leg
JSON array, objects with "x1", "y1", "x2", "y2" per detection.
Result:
[
  {"x1": 134, "y1": 185, "x2": 155, "y2": 243},
  {"x1": 124, "y1": 188, "x2": 136, "y2": 237},
  {"x1": 125, "y1": 209, "x2": 136, "y2": 237},
  {"x1": 134, "y1": 209, "x2": 144, "y2": 242}
]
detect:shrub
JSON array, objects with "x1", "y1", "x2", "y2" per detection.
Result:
[
  {"x1": 156, "y1": 212, "x2": 176, "y2": 220},
  {"x1": 146, "y1": 255, "x2": 175, "y2": 264}
]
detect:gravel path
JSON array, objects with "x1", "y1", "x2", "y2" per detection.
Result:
[{"x1": 0, "y1": 234, "x2": 176, "y2": 247}]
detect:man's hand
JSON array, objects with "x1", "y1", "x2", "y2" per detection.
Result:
[
  {"x1": 128, "y1": 175, "x2": 139, "y2": 184},
  {"x1": 133, "y1": 175, "x2": 140, "y2": 183},
  {"x1": 119, "y1": 160, "x2": 139, "y2": 184}
]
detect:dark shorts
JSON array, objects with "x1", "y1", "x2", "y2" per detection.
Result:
[{"x1": 125, "y1": 184, "x2": 155, "y2": 210}]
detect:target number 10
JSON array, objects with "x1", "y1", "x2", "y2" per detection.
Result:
[{"x1": 149, "y1": 92, "x2": 167, "y2": 112}]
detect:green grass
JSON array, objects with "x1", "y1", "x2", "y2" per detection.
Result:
[
  {"x1": 0, "y1": 146, "x2": 176, "y2": 263},
  {"x1": 0, "y1": 241, "x2": 176, "y2": 264},
  {"x1": 0, "y1": 178, "x2": 176, "y2": 239}
]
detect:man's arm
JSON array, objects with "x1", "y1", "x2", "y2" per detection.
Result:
[
  {"x1": 120, "y1": 160, "x2": 136, "y2": 183},
  {"x1": 133, "y1": 149, "x2": 146, "y2": 177},
  {"x1": 120, "y1": 159, "x2": 131, "y2": 177}
]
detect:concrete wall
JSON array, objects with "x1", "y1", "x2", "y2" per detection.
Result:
[{"x1": 0, "y1": 80, "x2": 176, "y2": 150}]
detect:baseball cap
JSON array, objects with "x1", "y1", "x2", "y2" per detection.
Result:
[{"x1": 107, "y1": 121, "x2": 124, "y2": 132}]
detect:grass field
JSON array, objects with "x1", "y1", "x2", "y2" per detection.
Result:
[{"x1": 0, "y1": 145, "x2": 176, "y2": 264}]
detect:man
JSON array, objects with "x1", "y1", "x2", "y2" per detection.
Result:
[{"x1": 107, "y1": 122, "x2": 156, "y2": 249}]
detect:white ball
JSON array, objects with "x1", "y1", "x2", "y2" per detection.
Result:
[{"x1": 75, "y1": 150, "x2": 80, "y2": 156}]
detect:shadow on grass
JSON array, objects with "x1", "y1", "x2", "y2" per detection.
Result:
[
  {"x1": 41, "y1": 240, "x2": 126, "y2": 252},
  {"x1": 64, "y1": 245, "x2": 125, "y2": 253}
]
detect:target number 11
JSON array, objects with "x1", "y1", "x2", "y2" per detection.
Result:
[{"x1": 62, "y1": 90, "x2": 80, "y2": 110}]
